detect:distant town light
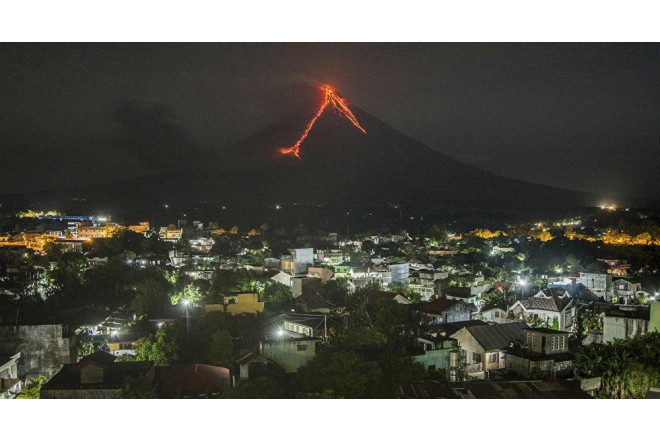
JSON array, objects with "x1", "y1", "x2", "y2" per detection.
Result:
[
  {"x1": 164, "y1": 204, "x2": 169, "y2": 208},
  {"x1": 275, "y1": 205, "x2": 281, "y2": 210}
]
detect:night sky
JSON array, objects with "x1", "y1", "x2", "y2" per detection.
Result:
[{"x1": 1, "y1": 43, "x2": 657, "y2": 199}]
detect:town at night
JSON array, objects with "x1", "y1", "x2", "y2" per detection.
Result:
[{"x1": 1, "y1": 9, "x2": 659, "y2": 437}]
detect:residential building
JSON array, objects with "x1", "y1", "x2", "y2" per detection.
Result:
[
  {"x1": 291, "y1": 276, "x2": 321, "y2": 299},
  {"x1": 400, "y1": 379, "x2": 592, "y2": 399},
  {"x1": 479, "y1": 306, "x2": 509, "y2": 324},
  {"x1": 506, "y1": 328, "x2": 573, "y2": 379},
  {"x1": 508, "y1": 288, "x2": 575, "y2": 332},
  {"x1": 0, "y1": 324, "x2": 76, "y2": 380},
  {"x1": 419, "y1": 298, "x2": 476, "y2": 324},
  {"x1": 307, "y1": 266, "x2": 334, "y2": 281},
  {"x1": 270, "y1": 270, "x2": 293, "y2": 287},
  {"x1": 601, "y1": 305, "x2": 650, "y2": 343},
  {"x1": 411, "y1": 337, "x2": 457, "y2": 374},
  {"x1": 0, "y1": 353, "x2": 21, "y2": 399},
  {"x1": 204, "y1": 292, "x2": 264, "y2": 315},
  {"x1": 259, "y1": 336, "x2": 321, "y2": 373},
  {"x1": 366, "y1": 290, "x2": 411, "y2": 305},
  {"x1": 613, "y1": 279, "x2": 642, "y2": 301},
  {"x1": 40, "y1": 351, "x2": 154, "y2": 399},
  {"x1": 155, "y1": 364, "x2": 232, "y2": 398},
  {"x1": 451, "y1": 322, "x2": 529, "y2": 379}
]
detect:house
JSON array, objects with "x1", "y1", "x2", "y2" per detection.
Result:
[
  {"x1": 295, "y1": 291, "x2": 336, "y2": 314},
  {"x1": 479, "y1": 306, "x2": 509, "y2": 324},
  {"x1": 40, "y1": 351, "x2": 154, "y2": 399},
  {"x1": 508, "y1": 288, "x2": 575, "y2": 332},
  {"x1": 316, "y1": 249, "x2": 344, "y2": 266},
  {"x1": 613, "y1": 279, "x2": 642, "y2": 301},
  {"x1": 388, "y1": 263, "x2": 410, "y2": 285},
  {"x1": 235, "y1": 352, "x2": 278, "y2": 380},
  {"x1": 204, "y1": 292, "x2": 264, "y2": 315},
  {"x1": 155, "y1": 364, "x2": 232, "y2": 398},
  {"x1": 291, "y1": 276, "x2": 321, "y2": 299},
  {"x1": 400, "y1": 379, "x2": 592, "y2": 399},
  {"x1": 270, "y1": 270, "x2": 293, "y2": 287},
  {"x1": 576, "y1": 272, "x2": 613, "y2": 300},
  {"x1": 277, "y1": 313, "x2": 335, "y2": 339},
  {"x1": 506, "y1": 328, "x2": 573, "y2": 379},
  {"x1": 451, "y1": 322, "x2": 529, "y2": 379},
  {"x1": 0, "y1": 324, "x2": 76, "y2": 380},
  {"x1": 366, "y1": 290, "x2": 411, "y2": 305},
  {"x1": 443, "y1": 286, "x2": 478, "y2": 304},
  {"x1": 106, "y1": 331, "x2": 151, "y2": 356},
  {"x1": 419, "y1": 298, "x2": 476, "y2": 324},
  {"x1": 450, "y1": 380, "x2": 592, "y2": 399},
  {"x1": 408, "y1": 284, "x2": 436, "y2": 301},
  {"x1": 0, "y1": 353, "x2": 21, "y2": 399},
  {"x1": 307, "y1": 266, "x2": 334, "y2": 281},
  {"x1": 601, "y1": 305, "x2": 650, "y2": 343},
  {"x1": 412, "y1": 336, "x2": 457, "y2": 374},
  {"x1": 259, "y1": 336, "x2": 321, "y2": 373}
]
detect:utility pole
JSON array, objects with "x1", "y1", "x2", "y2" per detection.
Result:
[{"x1": 324, "y1": 314, "x2": 327, "y2": 343}]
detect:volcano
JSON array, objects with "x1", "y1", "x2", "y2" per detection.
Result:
[{"x1": 1, "y1": 85, "x2": 634, "y2": 226}]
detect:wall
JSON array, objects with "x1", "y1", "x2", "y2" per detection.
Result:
[
  {"x1": 452, "y1": 329, "x2": 484, "y2": 374},
  {"x1": 260, "y1": 339, "x2": 319, "y2": 373},
  {"x1": 651, "y1": 303, "x2": 660, "y2": 333},
  {"x1": 41, "y1": 388, "x2": 122, "y2": 399},
  {"x1": 0, "y1": 324, "x2": 76, "y2": 380},
  {"x1": 603, "y1": 316, "x2": 649, "y2": 343}
]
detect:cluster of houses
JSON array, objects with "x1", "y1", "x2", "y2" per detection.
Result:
[{"x1": 1, "y1": 220, "x2": 659, "y2": 399}]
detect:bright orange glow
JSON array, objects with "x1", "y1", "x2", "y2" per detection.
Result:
[{"x1": 280, "y1": 85, "x2": 366, "y2": 159}]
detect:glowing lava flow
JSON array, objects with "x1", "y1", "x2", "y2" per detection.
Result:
[{"x1": 280, "y1": 85, "x2": 366, "y2": 159}]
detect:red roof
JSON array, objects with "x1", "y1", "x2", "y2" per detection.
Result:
[{"x1": 156, "y1": 364, "x2": 232, "y2": 398}]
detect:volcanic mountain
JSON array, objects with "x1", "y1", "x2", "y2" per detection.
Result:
[{"x1": 2, "y1": 85, "x2": 631, "y2": 225}]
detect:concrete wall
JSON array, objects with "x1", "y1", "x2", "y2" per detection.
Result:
[
  {"x1": 260, "y1": 339, "x2": 319, "y2": 373},
  {"x1": 603, "y1": 316, "x2": 649, "y2": 343},
  {"x1": 651, "y1": 302, "x2": 660, "y2": 333},
  {"x1": 0, "y1": 324, "x2": 76, "y2": 380},
  {"x1": 40, "y1": 388, "x2": 122, "y2": 399}
]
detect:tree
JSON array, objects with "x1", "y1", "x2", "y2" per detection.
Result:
[
  {"x1": 135, "y1": 327, "x2": 183, "y2": 366},
  {"x1": 169, "y1": 283, "x2": 203, "y2": 306},
  {"x1": 293, "y1": 349, "x2": 370, "y2": 398},
  {"x1": 264, "y1": 282, "x2": 292, "y2": 311},
  {"x1": 131, "y1": 277, "x2": 171, "y2": 316},
  {"x1": 121, "y1": 372, "x2": 156, "y2": 398},
  {"x1": 208, "y1": 330, "x2": 234, "y2": 366},
  {"x1": 317, "y1": 279, "x2": 350, "y2": 307},
  {"x1": 222, "y1": 376, "x2": 285, "y2": 399},
  {"x1": 16, "y1": 376, "x2": 47, "y2": 399}
]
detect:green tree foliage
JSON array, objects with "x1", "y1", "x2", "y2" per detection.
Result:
[
  {"x1": 76, "y1": 329, "x2": 108, "y2": 359},
  {"x1": 16, "y1": 376, "x2": 47, "y2": 399},
  {"x1": 121, "y1": 373, "x2": 156, "y2": 398},
  {"x1": 389, "y1": 283, "x2": 422, "y2": 303},
  {"x1": 427, "y1": 225, "x2": 449, "y2": 245},
  {"x1": 207, "y1": 269, "x2": 265, "y2": 303},
  {"x1": 573, "y1": 332, "x2": 660, "y2": 398},
  {"x1": 479, "y1": 291, "x2": 507, "y2": 311},
  {"x1": 169, "y1": 283, "x2": 204, "y2": 306},
  {"x1": 222, "y1": 376, "x2": 286, "y2": 399},
  {"x1": 293, "y1": 348, "x2": 370, "y2": 398},
  {"x1": 208, "y1": 330, "x2": 234, "y2": 366},
  {"x1": 263, "y1": 282, "x2": 292, "y2": 311},
  {"x1": 131, "y1": 276, "x2": 171, "y2": 316},
  {"x1": 135, "y1": 328, "x2": 183, "y2": 366},
  {"x1": 317, "y1": 279, "x2": 350, "y2": 307}
]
